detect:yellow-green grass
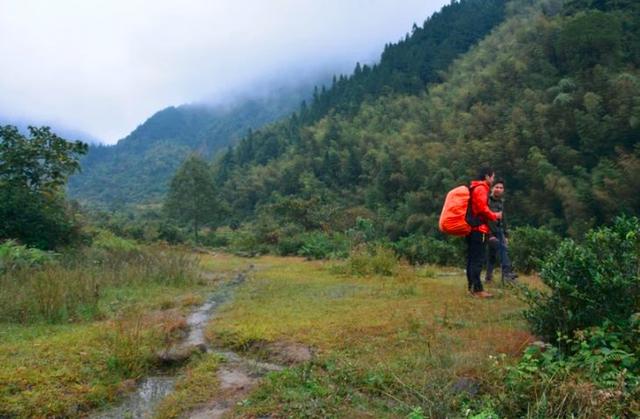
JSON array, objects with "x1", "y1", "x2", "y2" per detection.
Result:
[
  {"x1": 0, "y1": 267, "x2": 231, "y2": 417},
  {"x1": 154, "y1": 353, "x2": 223, "y2": 419},
  {"x1": 199, "y1": 252, "x2": 258, "y2": 275},
  {"x1": 206, "y1": 255, "x2": 537, "y2": 417}
]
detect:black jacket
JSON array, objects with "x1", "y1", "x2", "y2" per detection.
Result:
[{"x1": 488, "y1": 195, "x2": 508, "y2": 237}]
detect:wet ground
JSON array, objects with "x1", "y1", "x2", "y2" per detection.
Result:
[{"x1": 90, "y1": 269, "x2": 312, "y2": 419}]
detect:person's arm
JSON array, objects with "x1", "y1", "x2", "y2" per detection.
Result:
[{"x1": 473, "y1": 186, "x2": 499, "y2": 221}]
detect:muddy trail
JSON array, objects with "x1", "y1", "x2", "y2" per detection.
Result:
[{"x1": 91, "y1": 268, "x2": 308, "y2": 419}]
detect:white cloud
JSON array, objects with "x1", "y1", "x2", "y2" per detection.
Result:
[{"x1": 0, "y1": 0, "x2": 447, "y2": 143}]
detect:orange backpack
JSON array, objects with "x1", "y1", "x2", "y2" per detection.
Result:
[{"x1": 438, "y1": 185, "x2": 480, "y2": 236}]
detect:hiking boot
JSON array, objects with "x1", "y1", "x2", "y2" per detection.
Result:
[{"x1": 472, "y1": 291, "x2": 493, "y2": 298}]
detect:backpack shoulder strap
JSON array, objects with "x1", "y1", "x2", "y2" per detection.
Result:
[{"x1": 465, "y1": 184, "x2": 482, "y2": 227}]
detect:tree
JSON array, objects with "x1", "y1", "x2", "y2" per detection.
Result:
[
  {"x1": 0, "y1": 125, "x2": 87, "y2": 192},
  {"x1": 164, "y1": 154, "x2": 220, "y2": 242},
  {"x1": 0, "y1": 125, "x2": 87, "y2": 249}
]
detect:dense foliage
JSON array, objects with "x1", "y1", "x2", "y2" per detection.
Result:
[
  {"x1": 0, "y1": 125, "x2": 87, "y2": 249},
  {"x1": 195, "y1": 0, "x2": 640, "y2": 255},
  {"x1": 300, "y1": 0, "x2": 506, "y2": 123},
  {"x1": 164, "y1": 155, "x2": 222, "y2": 242},
  {"x1": 525, "y1": 216, "x2": 640, "y2": 343},
  {"x1": 508, "y1": 226, "x2": 561, "y2": 273},
  {"x1": 481, "y1": 216, "x2": 640, "y2": 418}
]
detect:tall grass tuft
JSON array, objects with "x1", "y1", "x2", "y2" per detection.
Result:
[
  {"x1": 346, "y1": 245, "x2": 399, "y2": 276},
  {"x1": 0, "y1": 243, "x2": 200, "y2": 324}
]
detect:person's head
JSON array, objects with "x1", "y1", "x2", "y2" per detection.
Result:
[
  {"x1": 476, "y1": 166, "x2": 495, "y2": 185},
  {"x1": 492, "y1": 179, "x2": 505, "y2": 198}
]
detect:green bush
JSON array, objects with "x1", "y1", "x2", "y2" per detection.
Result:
[
  {"x1": 0, "y1": 240, "x2": 56, "y2": 273},
  {"x1": 298, "y1": 232, "x2": 350, "y2": 260},
  {"x1": 393, "y1": 234, "x2": 462, "y2": 266},
  {"x1": 91, "y1": 229, "x2": 139, "y2": 253},
  {"x1": 492, "y1": 318, "x2": 640, "y2": 418},
  {"x1": 157, "y1": 222, "x2": 185, "y2": 244},
  {"x1": 346, "y1": 245, "x2": 398, "y2": 276},
  {"x1": 524, "y1": 216, "x2": 640, "y2": 343},
  {"x1": 345, "y1": 217, "x2": 378, "y2": 246},
  {"x1": 202, "y1": 226, "x2": 233, "y2": 248},
  {"x1": 277, "y1": 234, "x2": 307, "y2": 256},
  {"x1": 226, "y1": 225, "x2": 272, "y2": 256},
  {"x1": 509, "y1": 226, "x2": 561, "y2": 273}
]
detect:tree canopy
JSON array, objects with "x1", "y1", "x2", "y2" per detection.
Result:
[
  {"x1": 164, "y1": 154, "x2": 221, "y2": 242},
  {"x1": 0, "y1": 126, "x2": 87, "y2": 249},
  {"x1": 205, "y1": 0, "x2": 640, "y2": 242}
]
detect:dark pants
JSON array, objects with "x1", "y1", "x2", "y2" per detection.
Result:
[
  {"x1": 486, "y1": 230, "x2": 512, "y2": 280},
  {"x1": 466, "y1": 231, "x2": 486, "y2": 293}
]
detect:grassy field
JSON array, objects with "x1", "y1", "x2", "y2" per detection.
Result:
[
  {"x1": 200, "y1": 253, "x2": 537, "y2": 418},
  {"x1": 0, "y1": 250, "x2": 538, "y2": 417},
  {"x1": 0, "y1": 248, "x2": 240, "y2": 418}
]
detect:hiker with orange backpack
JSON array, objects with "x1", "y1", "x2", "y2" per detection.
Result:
[
  {"x1": 438, "y1": 167, "x2": 501, "y2": 297},
  {"x1": 465, "y1": 167, "x2": 501, "y2": 298}
]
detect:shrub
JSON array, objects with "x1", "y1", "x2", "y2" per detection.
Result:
[
  {"x1": 491, "y1": 318, "x2": 640, "y2": 418},
  {"x1": 202, "y1": 226, "x2": 233, "y2": 248},
  {"x1": 524, "y1": 216, "x2": 640, "y2": 343},
  {"x1": 227, "y1": 225, "x2": 272, "y2": 255},
  {"x1": 509, "y1": 226, "x2": 561, "y2": 273},
  {"x1": 277, "y1": 234, "x2": 307, "y2": 256},
  {"x1": 157, "y1": 223, "x2": 185, "y2": 244},
  {"x1": 0, "y1": 240, "x2": 56, "y2": 273},
  {"x1": 394, "y1": 234, "x2": 463, "y2": 266},
  {"x1": 345, "y1": 217, "x2": 378, "y2": 246},
  {"x1": 92, "y1": 229, "x2": 139, "y2": 253},
  {"x1": 346, "y1": 245, "x2": 398, "y2": 276},
  {"x1": 298, "y1": 232, "x2": 350, "y2": 260}
]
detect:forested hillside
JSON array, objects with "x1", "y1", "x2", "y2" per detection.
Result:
[
  {"x1": 207, "y1": 0, "x2": 640, "y2": 245},
  {"x1": 68, "y1": 85, "x2": 312, "y2": 207}
]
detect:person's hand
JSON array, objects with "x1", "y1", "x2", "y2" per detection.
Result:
[{"x1": 495, "y1": 211, "x2": 503, "y2": 220}]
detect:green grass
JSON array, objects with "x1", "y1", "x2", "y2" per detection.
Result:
[
  {"x1": 205, "y1": 255, "x2": 536, "y2": 417},
  {"x1": 0, "y1": 247, "x2": 223, "y2": 418},
  {"x1": 0, "y1": 250, "x2": 539, "y2": 417},
  {"x1": 154, "y1": 353, "x2": 224, "y2": 418}
]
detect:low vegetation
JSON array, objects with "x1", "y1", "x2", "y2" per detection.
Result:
[
  {"x1": 205, "y1": 253, "x2": 534, "y2": 417},
  {"x1": 0, "y1": 236, "x2": 219, "y2": 417}
]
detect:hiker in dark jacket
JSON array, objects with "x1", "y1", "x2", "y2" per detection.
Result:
[
  {"x1": 466, "y1": 167, "x2": 502, "y2": 298},
  {"x1": 485, "y1": 179, "x2": 517, "y2": 283}
]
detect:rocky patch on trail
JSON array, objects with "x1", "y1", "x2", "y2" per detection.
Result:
[
  {"x1": 185, "y1": 342, "x2": 313, "y2": 418},
  {"x1": 262, "y1": 341, "x2": 314, "y2": 365}
]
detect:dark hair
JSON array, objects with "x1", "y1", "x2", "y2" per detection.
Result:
[
  {"x1": 476, "y1": 166, "x2": 495, "y2": 180},
  {"x1": 493, "y1": 178, "x2": 505, "y2": 187}
]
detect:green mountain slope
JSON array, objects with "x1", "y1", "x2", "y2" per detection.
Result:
[
  {"x1": 209, "y1": 0, "x2": 640, "y2": 240},
  {"x1": 68, "y1": 86, "x2": 312, "y2": 207}
]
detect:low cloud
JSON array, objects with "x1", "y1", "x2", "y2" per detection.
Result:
[{"x1": 0, "y1": 0, "x2": 446, "y2": 144}]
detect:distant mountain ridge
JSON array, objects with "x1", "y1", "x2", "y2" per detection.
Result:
[{"x1": 68, "y1": 84, "x2": 314, "y2": 207}]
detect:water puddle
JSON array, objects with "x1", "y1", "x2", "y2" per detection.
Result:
[{"x1": 92, "y1": 377, "x2": 176, "y2": 419}]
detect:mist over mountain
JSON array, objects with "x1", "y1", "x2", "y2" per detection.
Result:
[
  {"x1": 68, "y1": 79, "x2": 317, "y2": 207},
  {"x1": 0, "y1": 116, "x2": 103, "y2": 145}
]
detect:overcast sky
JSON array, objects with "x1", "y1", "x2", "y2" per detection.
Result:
[{"x1": 0, "y1": 0, "x2": 447, "y2": 144}]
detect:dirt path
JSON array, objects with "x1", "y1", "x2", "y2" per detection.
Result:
[{"x1": 91, "y1": 266, "x2": 312, "y2": 419}]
